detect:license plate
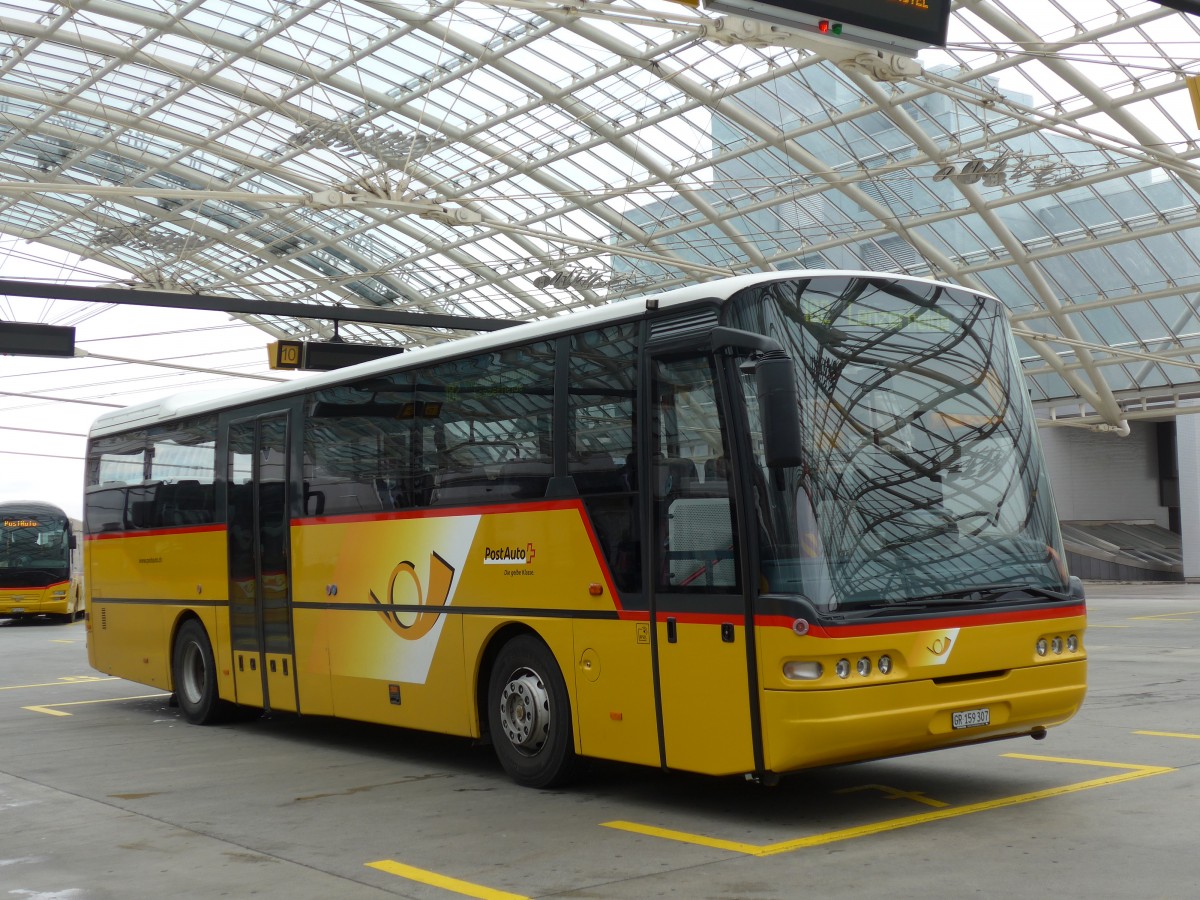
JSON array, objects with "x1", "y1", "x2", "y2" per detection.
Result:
[
  {"x1": 11, "y1": 608, "x2": 24, "y2": 613},
  {"x1": 952, "y1": 707, "x2": 990, "y2": 729}
]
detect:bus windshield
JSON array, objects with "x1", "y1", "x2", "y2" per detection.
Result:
[
  {"x1": 1, "y1": 512, "x2": 72, "y2": 586},
  {"x1": 724, "y1": 275, "x2": 1068, "y2": 614}
]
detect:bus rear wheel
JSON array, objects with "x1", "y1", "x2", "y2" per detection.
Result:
[
  {"x1": 172, "y1": 619, "x2": 232, "y2": 725},
  {"x1": 487, "y1": 635, "x2": 578, "y2": 788}
]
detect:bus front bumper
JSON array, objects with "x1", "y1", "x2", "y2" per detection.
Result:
[
  {"x1": 759, "y1": 659, "x2": 1087, "y2": 774},
  {"x1": 0, "y1": 589, "x2": 72, "y2": 616}
]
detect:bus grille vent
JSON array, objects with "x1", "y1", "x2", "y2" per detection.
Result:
[
  {"x1": 100, "y1": 606, "x2": 107, "y2": 630},
  {"x1": 932, "y1": 669, "x2": 1007, "y2": 685},
  {"x1": 648, "y1": 308, "x2": 719, "y2": 343}
]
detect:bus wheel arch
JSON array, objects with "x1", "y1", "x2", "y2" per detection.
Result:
[
  {"x1": 484, "y1": 631, "x2": 578, "y2": 788},
  {"x1": 171, "y1": 616, "x2": 233, "y2": 725}
]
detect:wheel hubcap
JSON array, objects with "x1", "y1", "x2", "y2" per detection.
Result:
[
  {"x1": 498, "y1": 668, "x2": 549, "y2": 755},
  {"x1": 180, "y1": 641, "x2": 205, "y2": 706}
]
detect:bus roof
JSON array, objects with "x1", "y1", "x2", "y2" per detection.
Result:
[
  {"x1": 0, "y1": 501, "x2": 72, "y2": 521},
  {"x1": 86, "y1": 270, "x2": 988, "y2": 438}
]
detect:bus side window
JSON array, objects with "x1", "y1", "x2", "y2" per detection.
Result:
[
  {"x1": 85, "y1": 486, "x2": 127, "y2": 533},
  {"x1": 423, "y1": 341, "x2": 556, "y2": 507},
  {"x1": 304, "y1": 374, "x2": 416, "y2": 517},
  {"x1": 652, "y1": 354, "x2": 738, "y2": 591},
  {"x1": 568, "y1": 323, "x2": 641, "y2": 592}
]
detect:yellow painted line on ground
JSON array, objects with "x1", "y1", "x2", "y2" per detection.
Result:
[
  {"x1": 0, "y1": 675, "x2": 119, "y2": 691},
  {"x1": 1129, "y1": 610, "x2": 1200, "y2": 621},
  {"x1": 834, "y1": 783, "x2": 949, "y2": 808},
  {"x1": 366, "y1": 860, "x2": 528, "y2": 900},
  {"x1": 1135, "y1": 730, "x2": 1200, "y2": 740},
  {"x1": 23, "y1": 693, "x2": 169, "y2": 716},
  {"x1": 603, "y1": 754, "x2": 1173, "y2": 858}
]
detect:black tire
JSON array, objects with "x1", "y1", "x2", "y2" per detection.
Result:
[
  {"x1": 487, "y1": 635, "x2": 578, "y2": 788},
  {"x1": 172, "y1": 619, "x2": 232, "y2": 725}
]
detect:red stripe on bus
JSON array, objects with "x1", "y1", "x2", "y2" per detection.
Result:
[
  {"x1": 754, "y1": 603, "x2": 1086, "y2": 637},
  {"x1": 292, "y1": 500, "x2": 629, "y2": 612},
  {"x1": 85, "y1": 524, "x2": 226, "y2": 541},
  {"x1": 572, "y1": 503, "x2": 625, "y2": 612},
  {"x1": 0, "y1": 579, "x2": 72, "y2": 591}
]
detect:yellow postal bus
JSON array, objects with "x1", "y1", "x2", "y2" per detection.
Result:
[
  {"x1": 84, "y1": 272, "x2": 1086, "y2": 786},
  {"x1": 1, "y1": 501, "x2": 84, "y2": 622}
]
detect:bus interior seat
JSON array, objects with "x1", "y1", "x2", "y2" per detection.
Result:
[
  {"x1": 498, "y1": 460, "x2": 553, "y2": 499},
  {"x1": 704, "y1": 456, "x2": 730, "y2": 482},
  {"x1": 569, "y1": 453, "x2": 629, "y2": 494},
  {"x1": 653, "y1": 455, "x2": 698, "y2": 497},
  {"x1": 165, "y1": 480, "x2": 212, "y2": 525},
  {"x1": 430, "y1": 459, "x2": 552, "y2": 505}
]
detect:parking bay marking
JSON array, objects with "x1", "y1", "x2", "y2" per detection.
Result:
[
  {"x1": 1136, "y1": 730, "x2": 1200, "y2": 740},
  {"x1": 366, "y1": 860, "x2": 528, "y2": 900},
  {"x1": 835, "y1": 784, "x2": 949, "y2": 808},
  {"x1": 23, "y1": 693, "x2": 169, "y2": 716},
  {"x1": 1129, "y1": 610, "x2": 1200, "y2": 622},
  {"x1": 1, "y1": 675, "x2": 118, "y2": 692},
  {"x1": 603, "y1": 754, "x2": 1173, "y2": 857}
]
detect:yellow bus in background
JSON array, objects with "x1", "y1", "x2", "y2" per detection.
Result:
[
  {"x1": 84, "y1": 272, "x2": 1086, "y2": 787},
  {"x1": 1, "y1": 501, "x2": 84, "y2": 623}
]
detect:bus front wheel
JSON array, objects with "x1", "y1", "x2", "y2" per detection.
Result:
[
  {"x1": 487, "y1": 635, "x2": 578, "y2": 788},
  {"x1": 172, "y1": 619, "x2": 231, "y2": 725}
]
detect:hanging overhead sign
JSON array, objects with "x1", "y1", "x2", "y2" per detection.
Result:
[
  {"x1": 702, "y1": 0, "x2": 952, "y2": 54},
  {"x1": 268, "y1": 340, "x2": 404, "y2": 371},
  {"x1": 0, "y1": 322, "x2": 75, "y2": 357}
]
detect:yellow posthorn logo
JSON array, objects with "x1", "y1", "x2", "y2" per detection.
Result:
[
  {"x1": 369, "y1": 551, "x2": 455, "y2": 640},
  {"x1": 915, "y1": 628, "x2": 960, "y2": 666},
  {"x1": 927, "y1": 635, "x2": 953, "y2": 656}
]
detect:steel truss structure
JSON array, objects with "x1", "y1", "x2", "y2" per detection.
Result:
[{"x1": 1, "y1": 0, "x2": 1199, "y2": 431}]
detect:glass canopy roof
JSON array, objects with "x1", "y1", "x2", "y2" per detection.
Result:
[{"x1": 1, "y1": 0, "x2": 1199, "y2": 433}]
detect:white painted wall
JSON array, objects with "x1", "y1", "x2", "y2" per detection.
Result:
[{"x1": 1038, "y1": 421, "x2": 1168, "y2": 526}]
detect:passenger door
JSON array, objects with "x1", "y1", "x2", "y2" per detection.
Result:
[
  {"x1": 225, "y1": 407, "x2": 298, "y2": 713},
  {"x1": 647, "y1": 350, "x2": 757, "y2": 775}
]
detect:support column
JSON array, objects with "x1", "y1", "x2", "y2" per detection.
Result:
[{"x1": 1176, "y1": 414, "x2": 1200, "y2": 581}]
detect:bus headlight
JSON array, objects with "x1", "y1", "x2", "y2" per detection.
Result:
[
  {"x1": 1036, "y1": 639, "x2": 1048, "y2": 657},
  {"x1": 835, "y1": 658, "x2": 850, "y2": 679},
  {"x1": 783, "y1": 661, "x2": 823, "y2": 681},
  {"x1": 878, "y1": 655, "x2": 893, "y2": 675},
  {"x1": 1051, "y1": 636, "x2": 1063, "y2": 655},
  {"x1": 1067, "y1": 634, "x2": 1079, "y2": 653},
  {"x1": 856, "y1": 657, "x2": 871, "y2": 677}
]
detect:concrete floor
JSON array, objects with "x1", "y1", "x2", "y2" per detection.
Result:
[{"x1": 1, "y1": 581, "x2": 1198, "y2": 899}]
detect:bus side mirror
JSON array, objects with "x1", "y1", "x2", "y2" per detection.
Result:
[
  {"x1": 69, "y1": 533, "x2": 77, "y2": 551},
  {"x1": 754, "y1": 352, "x2": 804, "y2": 469}
]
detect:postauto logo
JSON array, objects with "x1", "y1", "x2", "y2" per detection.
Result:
[{"x1": 482, "y1": 543, "x2": 536, "y2": 565}]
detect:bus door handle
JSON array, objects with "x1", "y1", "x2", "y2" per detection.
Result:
[{"x1": 666, "y1": 617, "x2": 677, "y2": 643}]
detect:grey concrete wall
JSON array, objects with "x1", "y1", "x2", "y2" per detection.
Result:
[
  {"x1": 1038, "y1": 421, "x2": 1168, "y2": 527},
  {"x1": 1176, "y1": 414, "x2": 1200, "y2": 580}
]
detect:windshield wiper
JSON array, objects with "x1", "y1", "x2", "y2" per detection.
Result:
[
  {"x1": 967, "y1": 583, "x2": 1078, "y2": 603},
  {"x1": 840, "y1": 583, "x2": 1077, "y2": 617}
]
